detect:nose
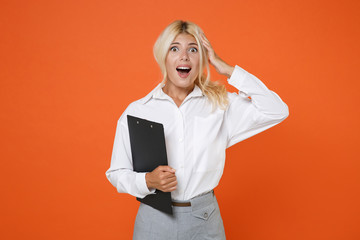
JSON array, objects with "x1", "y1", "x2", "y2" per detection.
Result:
[{"x1": 180, "y1": 50, "x2": 189, "y2": 61}]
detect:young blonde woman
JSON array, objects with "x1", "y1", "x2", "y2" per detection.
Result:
[{"x1": 106, "y1": 20, "x2": 289, "y2": 239}]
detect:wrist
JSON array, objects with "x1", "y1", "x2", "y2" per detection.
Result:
[
  {"x1": 213, "y1": 57, "x2": 233, "y2": 78},
  {"x1": 224, "y1": 65, "x2": 235, "y2": 78},
  {"x1": 145, "y1": 173, "x2": 152, "y2": 190},
  {"x1": 218, "y1": 60, "x2": 234, "y2": 78}
]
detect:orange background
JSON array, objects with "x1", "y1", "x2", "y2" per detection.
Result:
[{"x1": 1, "y1": 0, "x2": 359, "y2": 239}]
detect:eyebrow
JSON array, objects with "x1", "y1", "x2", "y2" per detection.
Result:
[{"x1": 171, "y1": 42, "x2": 198, "y2": 46}]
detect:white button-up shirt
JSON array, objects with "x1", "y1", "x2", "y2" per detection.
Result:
[{"x1": 106, "y1": 65, "x2": 289, "y2": 201}]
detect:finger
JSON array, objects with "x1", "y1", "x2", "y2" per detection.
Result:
[
  {"x1": 164, "y1": 166, "x2": 176, "y2": 173},
  {"x1": 200, "y1": 34, "x2": 209, "y2": 45},
  {"x1": 202, "y1": 42, "x2": 211, "y2": 52},
  {"x1": 204, "y1": 43, "x2": 212, "y2": 51},
  {"x1": 166, "y1": 173, "x2": 176, "y2": 179},
  {"x1": 200, "y1": 33, "x2": 208, "y2": 41},
  {"x1": 201, "y1": 36, "x2": 209, "y2": 46},
  {"x1": 156, "y1": 165, "x2": 167, "y2": 171},
  {"x1": 159, "y1": 178, "x2": 174, "y2": 187},
  {"x1": 163, "y1": 181, "x2": 177, "y2": 192},
  {"x1": 201, "y1": 33, "x2": 211, "y2": 46},
  {"x1": 167, "y1": 177, "x2": 177, "y2": 185},
  {"x1": 157, "y1": 165, "x2": 176, "y2": 173},
  {"x1": 202, "y1": 40, "x2": 212, "y2": 51},
  {"x1": 201, "y1": 39, "x2": 208, "y2": 46},
  {"x1": 158, "y1": 178, "x2": 177, "y2": 190},
  {"x1": 164, "y1": 181, "x2": 177, "y2": 189},
  {"x1": 160, "y1": 172, "x2": 176, "y2": 179},
  {"x1": 159, "y1": 174, "x2": 176, "y2": 184},
  {"x1": 162, "y1": 173, "x2": 176, "y2": 181},
  {"x1": 162, "y1": 186, "x2": 177, "y2": 192}
]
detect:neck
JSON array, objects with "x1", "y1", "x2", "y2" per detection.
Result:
[{"x1": 162, "y1": 83, "x2": 195, "y2": 102}]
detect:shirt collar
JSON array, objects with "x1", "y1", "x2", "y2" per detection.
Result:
[{"x1": 141, "y1": 83, "x2": 204, "y2": 105}]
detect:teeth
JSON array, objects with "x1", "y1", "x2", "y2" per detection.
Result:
[{"x1": 177, "y1": 67, "x2": 191, "y2": 70}]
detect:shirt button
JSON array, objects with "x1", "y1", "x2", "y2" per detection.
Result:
[
  {"x1": 204, "y1": 212, "x2": 208, "y2": 218},
  {"x1": 179, "y1": 138, "x2": 183, "y2": 142}
]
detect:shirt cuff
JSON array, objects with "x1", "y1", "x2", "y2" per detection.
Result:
[
  {"x1": 135, "y1": 172, "x2": 156, "y2": 197},
  {"x1": 227, "y1": 65, "x2": 250, "y2": 97}
]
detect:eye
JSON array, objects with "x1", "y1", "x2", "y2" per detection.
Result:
[
  {"x1": 189, "y1": 47, "x2": 198, "y2": 53},
  {"x1": 170, "y1": 46, "x2": 179, "y2": 52}
]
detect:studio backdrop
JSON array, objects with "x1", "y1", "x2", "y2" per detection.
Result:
[{"x1": 1, "y1": 0, "x2": 359, "y2": 239}]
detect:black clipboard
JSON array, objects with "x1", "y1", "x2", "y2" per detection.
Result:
[{"x1": 127, "y1": 115, "x2": 173, "y2": 214}]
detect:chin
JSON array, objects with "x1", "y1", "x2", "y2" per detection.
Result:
[
  {"x1": 175, "y1": 78, "x2": 196, "y2": 88},
  {"x1": 168, "y1": 73, "x2": 196, "y2": 88}
]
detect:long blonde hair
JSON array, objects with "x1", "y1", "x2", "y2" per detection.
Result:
[{"x1": 153, "y1": 20, "x2": 229, "y2": 110}]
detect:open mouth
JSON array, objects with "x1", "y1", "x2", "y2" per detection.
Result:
[
  {"x1": 176, "y1": 66, "x2": 191, "y2": 78},
  {"x1": 176, "y1": 66, "x2": 191, "y2": 74}
]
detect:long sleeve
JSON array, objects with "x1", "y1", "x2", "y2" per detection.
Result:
[
  {"x1": 105, "y1": 111, "x2": 155, "y2": 198},
  {"x1": 225, "y1": 65, "x2": 289, "y2": 148}
]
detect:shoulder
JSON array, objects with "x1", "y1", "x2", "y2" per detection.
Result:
[
  {"x1": 117, "y1": 84, "x2": 162, "y2": 123},
  {"x1": 136, "y1": 83, "x2": 163, "y2": 105},
  {"x1": 117, "y1": 100, "x2": 144, "y2": 127},
  {"x1": 120, "y1": 97, "x2": 147, "y2": 119},
  {"x1": 127, "y1": 82, "x2": 163, "y2": 109}
]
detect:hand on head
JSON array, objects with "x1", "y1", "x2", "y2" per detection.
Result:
[{"x1": 200, "y1": 33, "x2": 234, "y2": 78}]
